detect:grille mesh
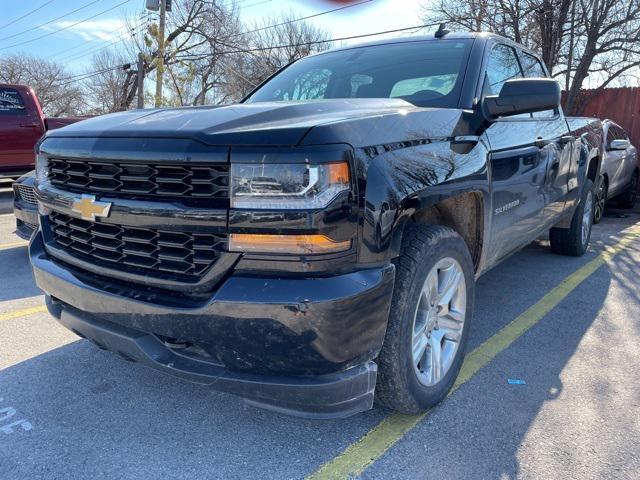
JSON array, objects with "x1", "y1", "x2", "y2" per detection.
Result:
[
  {"x1": 14, "y1": 184, "x2": 38, "y2": 205},
  {"x1": 48, "y1": 211, "x2": 226, "y2": 279},
  {"x1": 48, "y1": 158, "x2": 229, "y2": 199}
]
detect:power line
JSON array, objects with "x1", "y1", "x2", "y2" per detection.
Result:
[
  {"x1": 53, "y1": 21, "x2": 441, "y2": 90},
  {"x1": 0, "y1": 0, "x2": 102, "y2": 43},
  {"x1": 59, "y1": 21, "x2": 441, "y2": 89},
  {"x1": 0, "y1": 0, "x2": 57, "y2": 32},
  {"x1": 36, "y1": 0, "x2": 372, "y2": 68},
  {"x1": 50, "y1": 13, "x2": 147, "y2": 60},
  {"x1": 239, "y1": 0, "x2": 272, "y2": 8},
  {"x1": 57, "y1": 66, "x2": 126, "y2": 88},
  {"x1": 177, "y1": 22, "x2": 441, "y2": 61},
  {"x1": 0, "y1": 0, "x2": 135, "y2": 52},
  {"x1": 56, "y1": 20, "x2": 147, "y2": 64},
  {"x1": 232, "y1": 0, "x2": 373, "y2": 39}
]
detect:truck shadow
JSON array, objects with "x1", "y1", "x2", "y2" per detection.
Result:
[
  {"x1": 1, "y1": 216, "x2": 638, "y2": 479},
  {"x1": 368, "y1": 260, "x2": 612, "y2": 478},
  {"x1": 362, "y1": 235, "x2": 640, "y2": 478}
]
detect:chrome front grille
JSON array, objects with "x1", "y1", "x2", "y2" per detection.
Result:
[
  {"x1": 47, "y1": 158, "x2": 229, "y2": 200},
  {"x1": 48, "y1": 211, "x2": 227, "y2": 279},
  {"x1": 14, "y1": 184, "x2": 38, "y2": 205}
]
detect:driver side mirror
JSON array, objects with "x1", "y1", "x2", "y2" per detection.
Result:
[
  {"x1": 608, "y1": 139, "x2": 630, "y2": 151},
  {"x1": 482, "y1": 78, "x2": 561, "y2": 120}
]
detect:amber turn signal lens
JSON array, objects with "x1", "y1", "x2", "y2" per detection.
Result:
[
  {"x1": 229, "y1": 233, "x2": 351, "y2": 254},
  {"x1": 327, "y1": 162, "x2": 350, "y2": 185}
]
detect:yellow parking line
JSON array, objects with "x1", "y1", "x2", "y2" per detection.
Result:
[
  {"x1": 0, "y1": 241, "x2": 28, "y2": 251},
  {"x1": 0, "y1": 305, "x2": 47, "y2": 322},
  {"x1": 308, "y1": 226, "x2": 640, "y2": 480}
]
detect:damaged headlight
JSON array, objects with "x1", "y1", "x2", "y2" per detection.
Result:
[{"x1": 230, "y1": 162, "x2": 350, "y2": 209}]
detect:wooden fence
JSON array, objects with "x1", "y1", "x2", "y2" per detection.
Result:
[{"x1": 569, "y1": 87, "x2": 640, "y2": 148}]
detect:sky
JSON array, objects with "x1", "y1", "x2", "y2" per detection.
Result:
[{"x1": 0, "y1": 0, "x2": 429, "y2": 74}]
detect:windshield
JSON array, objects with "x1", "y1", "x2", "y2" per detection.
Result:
[{"x1": 245, "y1": 39, "x2": 473, "y2": 108}]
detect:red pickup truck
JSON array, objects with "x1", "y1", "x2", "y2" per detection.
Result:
[{"x1": 0, "y1": 84, "x2": 85, "y2": 179}]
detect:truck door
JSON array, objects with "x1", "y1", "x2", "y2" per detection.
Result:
[
  {"x1": 483, "y1": 44, "x2": 549, "y2": 260},
  {"x1": 518, "y1": 52, "x2": 575, "y2": 219},
  {"x1": 0, "y1": 86, "x2": 44, "y2": 175}
]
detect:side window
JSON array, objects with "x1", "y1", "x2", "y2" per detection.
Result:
[
  {"x1": 520, "y1": 52, "x2": 557, "y2": 118},
  {"x1": 612, "y1": 126, "x2": 628, "y2": 143},
  {"x1": 0, "y1": 88, "x2": 26, "y2": 115},
  {"x1": 606, "y1": 126, "x2": 617, "y2": 146},
  {"x1": 484, "y1": 44, "x2": 523, "y2": 96},
  {"x1": 520, "y1": 53, "x2": 547, "y2": 78}
]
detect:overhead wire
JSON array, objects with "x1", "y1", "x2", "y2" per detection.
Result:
[
  {"x1": 0, "y1": 0, "x2": 58, "y2": 32},
  {"x1": 0, "y1": 0, "x2": 103, "y2": 42},
  {"x1": 0, "y1": 0, "x2": 135, "y2": 51},
  {"x1": 177, "y1": 22, "x2": 442, "y2": 61}
]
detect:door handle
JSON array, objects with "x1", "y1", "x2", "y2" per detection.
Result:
[
  {"x1": 536, "y1": 136, "x2": 574, "y2": 149},
  {"x1": 19, "y1": 123, "x2": 40, "y2": 128}
]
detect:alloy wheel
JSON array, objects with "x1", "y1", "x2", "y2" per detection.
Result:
[
  {"x1": 411, "y1": 257, "x2": 466, "y2": 386},
  {"x1": 582, "y1": 190, "x2": 594, "y2": 246}
]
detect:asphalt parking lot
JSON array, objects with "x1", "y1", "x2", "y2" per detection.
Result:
[{"x1": 1, "y1": 183, "x2": 639, "y2": 480}]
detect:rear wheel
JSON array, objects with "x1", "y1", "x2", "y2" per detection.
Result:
[
  {"x1": 593, "y1": 174, "x2": 607, "y2": 224},
  {"x1": 618, "y1": 171, "x2": 638, "y2": 209},
  {"x1": 549, "y1": 179, "x2": 594, "y2": 256},
  {"x1": 376, "y1": 224, "x2": 474, "y2": 414}
]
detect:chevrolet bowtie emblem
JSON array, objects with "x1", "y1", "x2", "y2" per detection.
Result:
[{"x1": 71, "y1": 194, "x2": 112, "y2": 221}]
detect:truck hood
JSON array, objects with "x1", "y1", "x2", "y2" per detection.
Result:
[{"x1": 45, "y1": 99, "x2": 463, "y2": 148}]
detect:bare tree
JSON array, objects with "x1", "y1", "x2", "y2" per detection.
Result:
[
  {"x1": 424, "y1": 0, "x2": 640, "y2": 114},
  {"x1": 131, "y1": 5, "x2": 330, "y2": 105},
  {"x1": 163, "y1": 0, "x2": 244, "y2": 105},
  {"x1": 83, "y1": 50, "x2": 138, "y2": 114},
  {"x1": 0, "y1": 53, "x2": 85, "y2": 116},
  {"x1": 220, "y1": 12, "x2": 331, "y2": 101},
  {"x1": 30, "y1": 1, "x2": 333, "y2": 112},
  {"x1": 119, "y1": 0, "x2": 245, "y2": 107}
]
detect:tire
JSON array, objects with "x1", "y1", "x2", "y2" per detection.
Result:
[
  {"x1": 618, "y1": 171, "x2": 638, "y2": 209},
  {"x1": 549, "y1": 178, "x2": 594, "y2": 257},
  {"x1": 376, "y1": 224, "x2": 475, "y2": 414},
  {"x1": 593, "y1": 174, "x2": 607, "y2": 224}
]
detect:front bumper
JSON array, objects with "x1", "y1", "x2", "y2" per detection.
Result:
[
  {"x1": 30, "y1": 232, "x2": 395, "y2": 418},
  {"x1": 14, "y1": 199, "x2": 38, "y2": 240}
]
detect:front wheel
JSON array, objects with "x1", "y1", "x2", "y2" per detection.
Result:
[
  {"x1": 376, "y1": 224, "x2": 475, "y2": 414},
  {"x1": 549, "y1": 178, "x2": 594, "y2": 256}
]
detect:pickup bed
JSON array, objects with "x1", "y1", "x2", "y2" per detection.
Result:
[
  {"x1": 30, "y1": 32, "x2": 602, "y2": 418},
  {"x1": 0, "y1": 84, "x2": 84, "y2": 179}
]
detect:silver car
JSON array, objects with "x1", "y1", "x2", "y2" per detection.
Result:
[{"x1": 594, "y1": 120, "x2": 639, "y2": 223}]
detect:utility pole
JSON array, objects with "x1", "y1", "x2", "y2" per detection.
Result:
[
  {"x1": 154, "y1": 0, "x2": 166, "y2": 107},
  {"x1": 137, "y1": 53, "x2": 145, "y2": 109}
]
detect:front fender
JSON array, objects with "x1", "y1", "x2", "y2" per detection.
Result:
[{"x1": 357, "y1": 138, "x2": 491, "y2": 266}]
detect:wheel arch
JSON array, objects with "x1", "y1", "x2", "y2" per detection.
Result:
[
  {"x1": 390, "y1": 191, "x2": 485, "y2": 272},
  {"x1": 586, "y1": 149, "x2": 602, "y2": 185}
]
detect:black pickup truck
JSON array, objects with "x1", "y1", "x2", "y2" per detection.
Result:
[{"x1": 30, "y1": 32, "x2": 602, "y2": 418}]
